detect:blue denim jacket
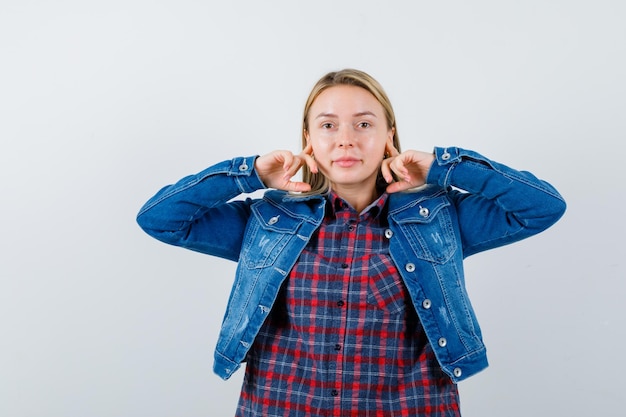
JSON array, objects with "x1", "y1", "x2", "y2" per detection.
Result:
[{"x1": 137, "y1": 147, "x2": 566, "y2": 383}]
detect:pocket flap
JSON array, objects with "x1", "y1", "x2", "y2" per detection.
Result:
[{"x1": 251, "y1": 202, "x2": 303, "y2": 233}]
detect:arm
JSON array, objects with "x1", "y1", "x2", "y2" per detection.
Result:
[
  {"x1": 136, "y1": 146, "x2": 318, "y2": 261},
  {"x1": 426, "y1": 147, "x2": 567, "y2": 257},
  {"x1": 136, "y1": 156, "x2": 265, "y2": 261}
]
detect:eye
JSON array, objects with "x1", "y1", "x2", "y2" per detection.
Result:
[
  {"x1": 358, "y1": 121, "x2": 371, "y2": 128},
  {"x1": 321, "y1": 122, "x2": 334, "y2": 129}
]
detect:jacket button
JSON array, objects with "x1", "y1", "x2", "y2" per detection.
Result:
[
  {"x1": 453, "y1": 367, "x2": 462, "y2": 378},
  {"x1": 442, "y1": 151, "x2": 451, "y2": 161},
  {"x1": 438, "y1": 337, "x2": 447, "y2": 347},
  {"x1": 419, "y1": 207, "x2": 430, "y2": 217},
  {"x1": 238, "y1": 162, "x2": 249, "y2": 171},
  {"x1": 268, "y1": 216, "x2": 279, "y2": 225},
  {"x1": 405, "y1": 263, "x2": 415, "y2": 272},
  {"x1": 422, "y1": 299, "x2": 432, "y2": 309},
  {"x1": 384, "y1": 229, "x2": 393, "y2": 239}
]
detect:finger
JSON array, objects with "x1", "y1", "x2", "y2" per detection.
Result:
[
  {"x1": 287, "y1": 150, "x2": 316, "y2": 180},
  {"x1": 385, "y1": 180, "x2": 414, "y2": 194},
  {"x1": 300, "y1": 152, "x2": 318, "y2": 174},
  {"x1": 300, "y1": 143, "x2": 317, "y2": 172},
  {"x1": 283, "y1": 180, "x2": 312, "y2": 193},
  {"x1": 380, "y1": 159, "x2": 394, "y2": 183},
  {"x1": 385, "y1": 140, "x2": 401, "y2": 158},
  {"x1": 301, "y1": 142, "x2": 314, "y2": 156},
  {"x1": 390, "y1": 156, "x2": 410, "y2": 182},
  {"x1": 280, "y1": 151, "x2": 296, "y2": 172},
  {"x1": 282, "y1": 155, "x2": 302, "y2": 180}
]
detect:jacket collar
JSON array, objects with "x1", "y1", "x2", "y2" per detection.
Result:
[
  {"x1": 262, "y1": 190, "x2": 326, "y2": 225},
  {"x1": 262, "y1": 184, "x2": 445, "y2": 222}
]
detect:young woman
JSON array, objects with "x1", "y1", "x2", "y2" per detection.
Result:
[{"x1": 137, "y1": 69, "x2": 566, "y2": 416}]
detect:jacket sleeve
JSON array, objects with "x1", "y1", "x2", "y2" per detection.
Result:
[
  {"x1": 136, "y1": 156, "x2": 266, "y2": 262},
  {"x1": 426, "y1": 147, "x2": 567, "y2": 258}
]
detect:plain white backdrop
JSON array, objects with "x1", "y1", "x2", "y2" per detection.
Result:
[{"x1": 1, "y1": 1, "x2": 624, "y2": 416}]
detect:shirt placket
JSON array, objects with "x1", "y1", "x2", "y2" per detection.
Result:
[{"x1": 327, "y1": 210, "x2": 359, "y2": 417}]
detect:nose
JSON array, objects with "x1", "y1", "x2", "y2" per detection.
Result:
[{"x1": 337, "y1": 126, "x2": 354, "y2": 148}]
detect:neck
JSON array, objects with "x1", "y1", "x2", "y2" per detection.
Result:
[{"x1": 332, "y1": 184, "x2": 380, "y2": 213}]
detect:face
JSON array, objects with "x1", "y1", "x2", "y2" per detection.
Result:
[{"x1": 305, "y1": 85, "x2": 394, "y2": 194}]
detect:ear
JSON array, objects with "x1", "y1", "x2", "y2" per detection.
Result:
[
  {"x1": 304, "y1": 129, "x2": 310, "y2": 144},
  {"x1": 385, "y1": 128, "x2": 398, "y2": 156}
]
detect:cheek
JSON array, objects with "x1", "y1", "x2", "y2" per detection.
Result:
[
  {"x1": 364, "y1": 136, "x2": 388, "y2": 155},
  {"x1": 310, "y1": 138, "x2": 332, "y2": 157},
  {"x1": 310, "y1": 143, "x2": 333, "y2": 172}
]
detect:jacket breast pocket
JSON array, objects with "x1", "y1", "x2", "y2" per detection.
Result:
[
  {"x1": 241, "y1": 203, "x2": 304, "y2": 269},
  {"x1": 394, "y1": 197, "x2": 457, "y2": 264}
]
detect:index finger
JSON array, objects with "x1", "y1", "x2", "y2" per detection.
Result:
[
  {"x1": 385, "y1": 140, "x2": 401, "y2": 157},
  {"x1": 301, "y1": 142, "x2": 314, "y2": 156}
]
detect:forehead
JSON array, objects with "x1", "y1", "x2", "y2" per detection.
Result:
[{"x1": 310, "y1": 85, "x2": 383, "y2": 115}]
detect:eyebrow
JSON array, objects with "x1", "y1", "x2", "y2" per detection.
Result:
[{"x1": 314, "y1": 111, "x2": 378, "y2": 119}]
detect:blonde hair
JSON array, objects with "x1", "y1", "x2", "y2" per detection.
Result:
[{"x1": 301, "y1": 69, "x2": 401, "y2": 194}]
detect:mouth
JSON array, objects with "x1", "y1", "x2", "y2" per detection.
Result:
[{"x1": 332, "y1": 157, "x2": 361, "y2": 168}]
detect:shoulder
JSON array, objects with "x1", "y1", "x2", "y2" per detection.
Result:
[
  {"x1": 388, "y1": 184, "x2": 450, "y2": 212},
  {"x1": 254, "y1": 189, "x2": 327, "y2": 221}
]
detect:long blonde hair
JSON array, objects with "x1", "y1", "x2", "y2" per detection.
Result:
[{"x1": 301, "y1": 69, "x2": 401, "y2": 194}]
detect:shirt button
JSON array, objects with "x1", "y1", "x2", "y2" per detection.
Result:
[
  {"x1": 438, "y1": 337, "x2": 447, "y2": 347},
  {"x1": 347, "y1": 225, "x2": 355, "y2": 231},
  {"x1": 334, "y1": 344, "x2": 342, "y2": 351},
  {"x1": 405, "y1": 263, "x2": 415, "y2": 272},
  {"x1": 340, "y1": 263, "x2": 349, "y2": 269},
  {"x1": 331, "y1": 389, "x2": 339, "y2": 397},
  {"x1": 384, "y1": 229, "x2": 393, "y2": 239},
  {"x1": 453, "y1": 367, "x2": 462, "y2": 378},
  {"x1": 422, "y1": 299, "x2": 432, "y2": 309},
  {"x1": 337, "y1": 300, "x2": 345, "y2": 307}
]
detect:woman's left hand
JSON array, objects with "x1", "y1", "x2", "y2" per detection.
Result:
[{"x1": 382, "y1": 149, "x2": 436, "y2": 193}]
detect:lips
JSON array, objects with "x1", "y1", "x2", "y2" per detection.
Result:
[{"x1": 332, "y1": 157, "x2": 360, "y2": 168}]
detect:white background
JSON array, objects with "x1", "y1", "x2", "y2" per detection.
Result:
[{"x1": 1, "y1": 1, "x2": 624, "y2": 416}]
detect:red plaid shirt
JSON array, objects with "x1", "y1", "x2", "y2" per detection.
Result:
[{"x1": 236, "y1": 192, "x2": 460, "y2": 417}]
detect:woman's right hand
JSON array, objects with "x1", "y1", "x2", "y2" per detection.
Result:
[{"x1": 254, "y1": 143, "x2": 318, "y2": 192}]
